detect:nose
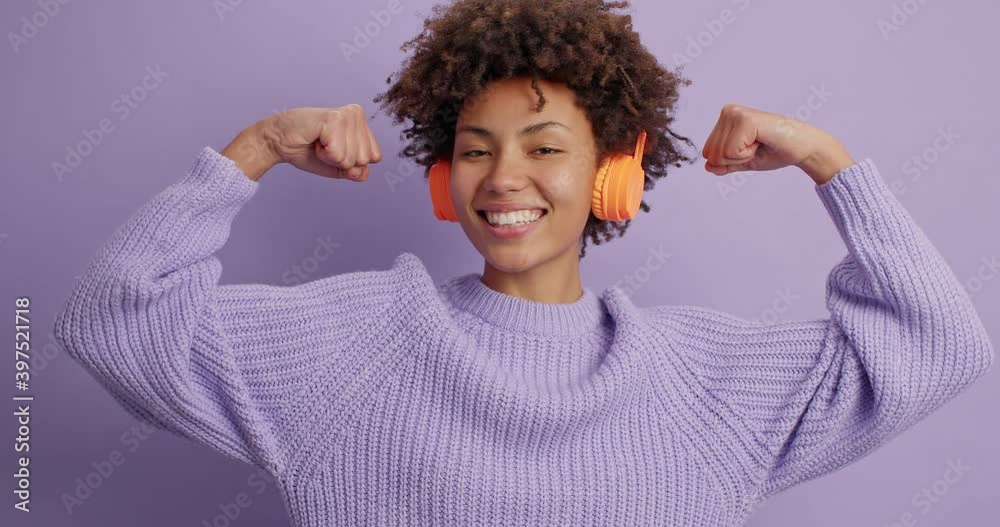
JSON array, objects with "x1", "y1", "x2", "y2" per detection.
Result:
[{"x1": 482, "y1": 153, "x2": 531, "y2": 194}]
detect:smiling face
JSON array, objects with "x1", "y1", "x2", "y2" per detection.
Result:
[{"x1": 451, "y1": 76, "x2": 600, "y2": 275}]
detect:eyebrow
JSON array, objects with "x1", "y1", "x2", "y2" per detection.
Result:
[{"x1": 456, "y1": 121, "x2": 570, "y2": 138}]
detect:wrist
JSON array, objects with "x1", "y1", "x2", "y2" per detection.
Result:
[
  {"x1": 221, "y1": 121, "x2": 281, "y2": 182},
  {"x1": 796, "y1": 136, "x2": 856, "y2": 185}
]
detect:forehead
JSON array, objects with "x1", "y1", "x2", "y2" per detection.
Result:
[{"x1": 457, "y1": 77, "x2": 589, "y2": 132}]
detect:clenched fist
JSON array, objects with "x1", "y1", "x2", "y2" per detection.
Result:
[
  {"x1": 223, "y1": 104, "x2": 383, "y2": 182},
  {"x1": 701, "y1": 103, "x2": 855, "y2": 185}
]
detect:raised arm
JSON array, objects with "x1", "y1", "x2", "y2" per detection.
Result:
[
  {"x1": 52, "y1": 106, "x2": 386, "y2": 475},
  {"x1": 650, "y1": 105, "x2": 994, "y2": 499},
  {"x1": 653, "y1": 157, "x2": 992, "y2": 499}
]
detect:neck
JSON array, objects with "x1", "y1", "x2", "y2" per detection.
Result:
[{"x1": 480, "y1": 242, "x2": 582, "y2": 304}]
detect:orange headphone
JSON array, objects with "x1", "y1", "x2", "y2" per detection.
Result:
[{"x1": 428, "y1": 129, "x2": 648, "y2": 223}]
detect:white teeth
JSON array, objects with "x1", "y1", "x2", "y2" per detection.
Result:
[{"x1": 484, "y1": 209, "x2": 544, "y2": 227}]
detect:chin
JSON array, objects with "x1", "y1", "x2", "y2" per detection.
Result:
[{"x1": 480, "y1": 245, "x2": 539, "y2": 273}]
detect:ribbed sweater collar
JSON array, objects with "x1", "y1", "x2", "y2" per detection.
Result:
[{"x1": 441, "y1": 274, "x2": 607, "y2": 336}]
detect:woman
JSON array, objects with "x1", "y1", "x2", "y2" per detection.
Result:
[{"x1": 53, "y1": 0, "x2": 993, "y2": 525}]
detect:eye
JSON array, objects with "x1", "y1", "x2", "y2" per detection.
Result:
[{"x1": 461, "y1": 147, "x2": 561, "y2": 158}]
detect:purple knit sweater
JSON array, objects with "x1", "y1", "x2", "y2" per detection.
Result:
[{"x1": 53, "y1": 146, "x2": 994, "y2": 526}]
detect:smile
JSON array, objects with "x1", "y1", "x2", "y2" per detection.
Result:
[
  {"x1": 480, "y1": 209, "x2": 546, "y2": 226},
  {"x1": 476, "y1": 209, "x2": 548, "y2": 240}
]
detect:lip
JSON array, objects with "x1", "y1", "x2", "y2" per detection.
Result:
[
  {"x1": 476, "y1": 202, "x2": 548, "y2": 213},
  {"x1": 478, "y1": 210, "x2": 547, "y2": 240}
]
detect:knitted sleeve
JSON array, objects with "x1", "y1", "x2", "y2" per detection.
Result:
[
  {"x1": 51, "y1": 147, "x2": 395, "y2": 476},
  {"x1": 649, "y1": 158, "x2": 994, "y2": 500}
]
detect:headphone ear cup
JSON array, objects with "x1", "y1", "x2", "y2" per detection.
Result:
[
  {"x1": 428, "y1": 160, "x2": 459, "y2": 222},
  {"x1": 592, "y1": 158, "x2": 613, "y2": 220},
  {"x1": 611, "y1": 157, "x2": 644, "y2": 221},
  {"x1": 592, "y1": 132, "x2": 647, "y2": 221}
]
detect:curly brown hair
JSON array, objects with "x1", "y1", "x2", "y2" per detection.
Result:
[{"x1": 373, "y1": 0, "x2": 698, "y2": 258}]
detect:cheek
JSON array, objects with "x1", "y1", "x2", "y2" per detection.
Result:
[
  {"x1": 544, "y1": 170, "x2": 593, "y2": 213},
  {"x1": 450, "y1": 179, "x2": 475, "y2": 209}
]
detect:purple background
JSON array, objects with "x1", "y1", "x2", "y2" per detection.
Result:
[{"x1": 2, "y1": 0, "x2": 997, "y2": 525}]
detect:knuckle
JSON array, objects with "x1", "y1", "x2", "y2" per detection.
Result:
[
  {"x1": 325, "y1": 143, "x2": 344, "y2": 161},
  {"x1": 346, "y1": 103, "x2": 364, "y2": 116},
  {"x1": 721, "y1": 103, "x2": 744, "y2": 117}
]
